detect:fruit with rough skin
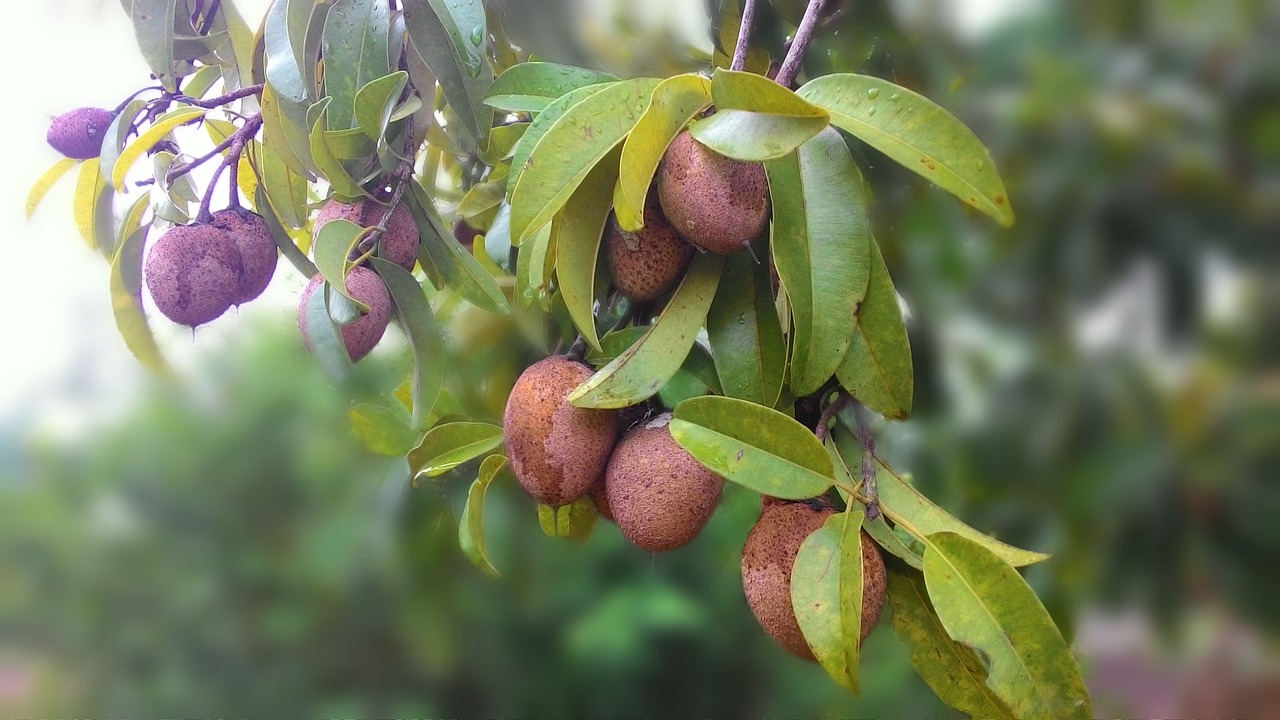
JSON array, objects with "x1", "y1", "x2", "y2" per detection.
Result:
[
  {"x1": 210, "y1": 207, "x2": 277, "y2": 305},
  {"x1": 503, "y1": 356, "x2": 620, "y2": 507},
  {"x1": 657, "y1": 130, "x2": 770, "y2": 254},
  {"x1": 297, "y1": 266, "x2": 391, "y2": 362},
  {"x1": 604, "y1": 413, "x2": 724, "y2": 552},
  {"x1": 145, "y1": 223, "x2": 244, "y2": 327},
  {"x1": 605, "y1": 194, "x2": 695, "y2": 301},
  {"x1": 47, "y1": 107, "x2": 114, "y2": 160},
  {"x1": 741, "y1": 502, "x2": 887, "y2": 660},
  {"x1": 314, "y1": 198, "x2": 419, "y2": 271},
  {"x1": 588, "y1": 478, "x2": 613, "y2": 523}
]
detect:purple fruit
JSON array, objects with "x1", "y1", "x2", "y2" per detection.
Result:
[
  {"x1": 314, "y1": 198, "x2": 419, "y2": 271},
  {"x1": 47, "y1": 107, "x2": 114, "y2": 160},
  {"x1": 144, "y1": 224, "x2": 244, "y2": 327},
  {"x1": 297, "y1": 266, "x2": 391, "y2": 362},
  {"x1": 210, "y1": 207, "x2": 278, "y2": 305}
]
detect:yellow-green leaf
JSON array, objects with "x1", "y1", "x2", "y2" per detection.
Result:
[
  {"x1": 408, "y1": 421, "x2": 504, "y2": 478},
  {"x1": 706, "y1": 248, "x2": 785, "y2": 408},
  {"x1": 26, "y1": 158, "x2": 77, "y2": 219},
  {"x1": 836, "y1": 239, "x2": 913, "y2": 419},
  {"x1": 536, "y1": 496, "x2": 597, "y2": 542},
  {"x1": 109, "y1": 223, "x2": 169, "y2": 376},
  {"x1": 792, "y1": 509, "x2": 866, "y2": 694},
  {"x1": 556, "y1": 149, "x2": 619, "y2": 352},
  {"x1": 348, "y1": 402, "x2": 419, "y2": 456},
  {"x1": 460, "y1": 454, "x2": 509, "y2": 576},
  {"x1": 506, "y1": 83, "x2": 613, "y2": 210},
  {"x1": 112, "y1": 106, "x2": 206, "y2": 191},
  {"x1": 485, "y1": 62, "x2": 617, "y2": 112},
  {"x1": 74, "y1": 158, "x2": 115, "y2": 254}
]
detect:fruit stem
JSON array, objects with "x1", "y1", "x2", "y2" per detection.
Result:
[
  {"x1": 730, "y1": 0, "x2": 758, "y2": 73},
  {"x1": 191, "y1": 113, "x2": 262, "y2": 223},
  {"x1": 224, "y1": 114, "x2": 261, "y2": 211},
  {"x1": 357, "y1": 116, "x2": 417, "y2": 257},
  {"x1": 775, "y1": 0, "x2": 827, "y2": 88}
]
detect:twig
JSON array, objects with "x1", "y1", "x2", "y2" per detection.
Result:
[
  {"x1": 166, "y1": 129, "x2": 240, "y2": 184},
  {"x1": 775, "y1": 0, "x2": 827, "y2": 88},
  {"x1": 357, "y1": 116, "x2": 418, "y2": 256},
  {"x1": 566, "y1": 336, "x2": 588, "y2": 361},
  {"x1": 813, "y1": 391, "x2": 852, "y2": 443},
  {"x1": 172, "y1": 83, "x2": 264, "y2": 109},
  {"x1": 188, "y1": 113, "x2": 262, "y2": 222},
  {"x1": 730, "y1": 0, "x2": 758, "y2": 72},
  {"x1": 112, "y1": 85, "x2": 164, "y2": 115},
  {"x1": 851, "y1": 402, "x2": 880, "y2": 519},
  {"x1": 195, "y1": 158, "x2": 228, "y2": 224}
]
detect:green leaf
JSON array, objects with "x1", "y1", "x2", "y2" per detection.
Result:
[
  {"x1": 707, "y1": 249, "x2": 785, "y2": 408},
  {"x1": 263, "y1": 0, "x2": 311, "y2": 104},
  {"x1": 923, "y1": 533, "x2": 1092, "y2": 720},
  {"x1": 255, "y1": 139, "x2": 310, "y2": 228},
  {"x1": 460, "y1": 454, "x2": 509, "y2": 576},
  {"x1": 458, "y1": 175, "x2": 506, "y2": 220},
  {"x1": 586, "y1": 328, "x2": 721, "y2": 397},
  {"x1": 481, "y1": 122, "x2": 528, "y2": 165},
  {"x1": 410, "y1": 184, "x2": 509, "y2": 314},
  {"x1": 309, "y1": 103, "x2": 367, "y2": 198},
  {"x1": 208, "y1": 0, "x2": 258, "y2": 97},
  {"x1": 73, "y1": 159, "x2": 115, "y2": 255},
  {"x1": 123, "y1": 0, "x2": 178, "y2": 90},
  {"x1": 865, "y1": 514, "x2": 923, "y2": 570},
  {"x1": 509, "y1": 77, "x2": 661, "y2": 243},
  {"x1": 322, "y1": 0, "x2": 392, "y2": 130},
  {"x1": 110, "y1": 221, "x2": 169, "y2": 376},
  {"x1": 836, "y1": 239, "x2": 913, "y2": 419},
  {"x1": 507, "y1": 83, "x2": 614, "y2": 209},
  {"x1": 516, "y1": 218, "x2": 554, "y2": 310},
  {"x1": 690, "y1": 110, "x2": 830, "y2": 162},
  {"x1": 370, "y1": 259, "x2": 445, "y2": 429},
  {"x1": 537, "y1": 497, "x2": 598, "y2": 542},
  {"x1": 312, "y1": 219, "x2": 371, "y2": 313},
  {"x1": 887, "y1": 569, "x2": 1015, "y2": 719},
  {"x1": 568, "y1": 252, "x2": 723, "y2": 408},
  {"x1": 300, "y1": 278, "x2": 358, "y2": 379},
  {"x1": 711, "y1": 68, "x2": 829, "y2": 118},
  {"x1": 98, "y1": 99, "x2": 148, "y2": 185},
  {"x1": 765, "y1": 128, "x2": 872, "y2": 396},
  {"x1": 354, "y1": 71, "x2": 409, "y2": 141},
  {"x1": 112, "y1": 105, "x2": 206, "y2": 191},
  {"x1": 797, "y1": 74, "x2": 1015, "y2": 228},
  {"x1": 669, "y1": 395, "x2": 832, "y2": 499},
  {"x1": 403, "y1": 0, "x2": 492, "y2": 145},
  {"x1": 555, "y1": 150, "x2": 619, "y2": 352},
  {"x1": 409, "y1": 421, "x2": 504, "y2": 478},
  {"x1": 261, "y1": 82, "x2": 316, "y2": 177},
  {"x1": 25, "y1": 158, "x2": 77, "y2": 219},
  {"x1": 348, "y1": 402, "x2": 419, "y2": 456},
  {"x1": 486, "y1": 62, "x2": 617, "y2": 112},
  {"x1": 791, "y1": 509, "x2": 865, "y2": 694},
  {"x1": 612, "y1": 73, "x2": 711, "y2": 231}
]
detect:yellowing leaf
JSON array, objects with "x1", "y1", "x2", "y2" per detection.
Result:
[
  {"x1": 25, "y1": 158, "x2": 77, "y2": 219},
  {"x1": 112, "y1": 106, "x2": 207, "y2": 191}
]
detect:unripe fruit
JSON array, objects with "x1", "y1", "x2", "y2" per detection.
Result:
[
  {"x1": 210, "y1": 207, "x2": 277, "y2": 305},
  {"x1": 47, "y1": 107, "x2": 114, "y2": 160},
  {"x1": 657, "y1": 130, "x2": 770, "y2": 254},
  {"x1": 144, "y1": 223, "x2": 244, "y2": 327},
  {"x1": 604, "y1": 413, "x2": 723, "y2": 552},
  {"x1": 315, "y1": 198, "x2": 419, "y2": 271},
  {"x1": 503, "y1": 356, "x2": 620, "y2": 507},
  {"x1": 605, "y1": 194, "x2": 695, "y2": 302},
  {"x1": 297, "y1": 266, "x2": 391, "y2": 362},
  {"x1": 741, "y1": 503, "x2": 888, "y2": 660}
]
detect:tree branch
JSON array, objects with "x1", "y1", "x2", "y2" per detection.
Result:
[
  {"x1": 172, "y1": 83, "x2": 264, "y2": 109},
  {"x1": 775, "y1": 0, "x2": 827, "y2": 88},
  {"x1": 730, "y1": 0, "x2": 758, "y2": 72}
]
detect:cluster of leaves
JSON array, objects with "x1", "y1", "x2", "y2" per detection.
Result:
[{"x1": 29, "y1": 0, "x2": 1093, "y2": 715}]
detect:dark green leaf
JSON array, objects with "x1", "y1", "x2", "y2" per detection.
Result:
[
  {"x1": 322, "y1": 0, "x2": 392, "y2": 130},
  {"x1": 370, "y1": 259, "x2": 445, "y2": 429},
  {"x1": 403, "y1": 0, "x2": 492, "y2": 144},
  {"x1": 486, "y1": 62, "x2": 617, "y2": 112},
  {"x1": 707, "y1": 249, "x2": 785, "y2": 407},
  {"x1": 410, "y1": 184, "x2": 510, "y2": 314},
  {"x1": 123, "y1": 0, "x2": 178, "y2": 89},
  {"x1": 263, "y1": 0, "x2": 311, "y2": 104},
  {"x1": 836, "y1": 239, "x2": 913, "y2": 419}
]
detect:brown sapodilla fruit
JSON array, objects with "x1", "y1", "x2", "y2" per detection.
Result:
[
  {"x1": 503, "y1": 356, "x2": 620, "y2": 507},
  {"x1": 657, "y1": 130, "x2": 770, "y2": 254},
  {"x1": 47, "y1": 107, "x2": 114, "y2": 160},
  {"x1": 605, "y1": 193, "x2": 696, "y2": 302},
  {"x1": 297, "y1": 266, "x2": 391, "y2": 362},
  {"x1": 210, "y1": 207, "x2": 278, "y2": 305},
  {"x1": 588, "y1": 478, "x2": 614, "y2": 523},
  {"x1": 315, "y1": 198, "x2": 419, "y2": 271},
  {"x1": 605, "y1": 413, "x2": 723, "y2": 552},
  {"x1": 741, "y1": 502, "x2": 889, "y2": 660},
  {"x1": 144, "y1": 223, "x2": 244, "y2": 327}
]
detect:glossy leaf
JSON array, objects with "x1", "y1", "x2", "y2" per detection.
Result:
[
  {"x1": 536, "y1": 497, "x2": 597, "y2": 542},
  {"x1": 354, "y1": 71, "x2": 409, "y2": 141},
  {"x1": 555, "y1": 150, "x2": 619, "y2": 352},
  {"x1": 836, "y1": 239, "x2": 913, "y2": 419},
  {"x1": 887, "y1": 569, "x2": 1014, "y2": 719},
  {"x1": 409, "y1": 421, "x2": 504, "y2": 478},
  {"x1": 587, "y1": 329, "x2": 722, "y2": 396},
  {"x1": 74, "y1": 159, "x2": 114, "y2": 254},
  {"x1": 261, "y1": 82, "x2": 316, "y2": 177},
  {"x1": 98, "y1": 99, "x2": 147, "y2": 185},
  {"x1": 403, "y1": 0, "x2": 492, "y2": 144},
  {"x1": 798, "y1": 74, "x2": 1015, "y2": 228},
  {"x1": 109, "y1": 220, "x2": 169, "y2": 376},
  {"x1": 923, "y1": 533, "x2": 1092, "y2": 720},
  {"x1": 792, "y1": 509, "x2": 865, "y2": 694},
  {"x1": 516, "y1": 220, "x2": 554, "y2": 310},
  {"x1": 112, "y1": 106, "x2": 206, "y2": 191},
  {"x1": 711, "y1": 68, "x2": 829, "y2": 118},
  {"x1": 707, "y1": 249, "x2": 786, "y2": 408},
  {"x1": 309, "y1": 104, "x2": 367, "y2": 198},
  {"x1": 485, "y1": 62, "x2": 617, "y2": 112},
  {"x1": 255, "y1": 139, "x2": 310, "y2": 229},
  {"x1": 865, "y1": 514, "x2": 923, "y2": 570},
  {"x1": 370, "y1": 259, "x2": 445, "y2": 429},
  {"x1": 669, "y1": 395, "x2": 833, "y2": 499},
  {"x1": 123, "y1": 0, "x2": 177, "y2": 89},
  {"x1": 322, "y1": 0, "x2": 392, "y2": 130},
  {"x1": 691, "y1": 110, "x2": 828, "y2": 162},
  {"x1": 507, "y1": 83, "x2": 613, "y2": 208},
  {"x1": 300, "y1": 281, "x2": 358, "y2": 380},
  {"x1": 460, "y1": 454, "x2": 508, "y2": 577},
  {"x1": 509, "y1": 78, "x2": 661, "y2": 243},
  {"x1": 765, "y1": 128, "x2": 871, "y2": 396},
  {"x1": 410, "y1": 184, "x2": 509, "y2": 314},
  {"x1": 263, "y1": 0, "x2": 311, "y2": 104},
  {"x1": 613, "y1": 73, "x2": 711, "y2": 231},
  {"x1": 568, "y1": 252, "x2": 723, "y2": 409},
  {"x1": 348, "y1": 402, "x2": 419, "y2": 456},
  {"x1": 25, "y1": 159, "x2": 77, "y2": 219},
  {"x1": 313, "y1": 219, "x2": 371, "y2": 312}
]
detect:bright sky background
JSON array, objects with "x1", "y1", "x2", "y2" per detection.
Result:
[{"x1": 0, "y1": 0, "x2": 1025, "y2": 435}]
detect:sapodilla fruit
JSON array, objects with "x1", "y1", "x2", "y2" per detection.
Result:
[
  {"x1": 605, "y1": 413, "x2": 723, "y2": 552},
  {"x1": 741, "y1": 502, "x2": 888, "y2": 660},
  {"x1": 503, "y1": 356, "x2": 620, "y2": 507},
  {"x1": 210, "y1": 207, "x2": 278, "y2": 305},
  {"x1": 47, "y1": 107, "x2": 114, "y2": 159},
  {"x1": 297, "y1": 266, "x2": 391, "y2": 362},
  {"x1": 315, "y1": 198, "x2": 419, "y2": 271},
  {"x1": 657, "y1": 130, "x2": 769, "y2": 254},
  {"x1": 605, "y1": 193, "x2": 695, "y2": 302},
  {"x1": 145, "y1": 223, "x2": 244, "y2": 327}
]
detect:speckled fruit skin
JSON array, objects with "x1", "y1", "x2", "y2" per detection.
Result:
[
  {"x1": 47, "y1": 107, "x2": 114, "y2": 160},
  {"x1": 657, "y1": 130, "x2": 770, "y2": 254},
  {"x1": 314, "y1": 198, "x2": 419, "y2": 271},
  {"x1": 297, "y1": 266, "x2": 391, "y2": 362},
  {"x1": 741, "y1": 503, "x2": 888, "y2": 660},
  {"x1": 588, "y1": 479, "x2": 614, "y2": 523},
  {"x1": 606, "y1": 194, "x2": 695, "y2": 302},
  {"x1": 503, "y1": 356, "x2": 620, "y2": 507},
  {"x1": 605, "y1": 413, "x2": 723, "y2": 552},
  {"x1": 210, "y1": 208, "x2": 278, "y2": 305},
  {"x1": 144, "y1": 224, "x2": 244, "y2": 327}
]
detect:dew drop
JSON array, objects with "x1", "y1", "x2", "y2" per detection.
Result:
[
  {"x1": 867, "y1": 87, "x2": 880, "y2": 99},
  {"x1": 469, "y1": 25, "x2": 484, "y2": 45},
  {"x1": 890, "y1": 94, "x2": 899, "y2": 101},
  {"x1": 868, "y1": 106, "x2": 876, "y2": 116}
]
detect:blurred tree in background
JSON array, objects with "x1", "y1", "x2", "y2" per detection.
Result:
[{"x1": 4, "y1": 0, "x2": 1278, "y2": 716}]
